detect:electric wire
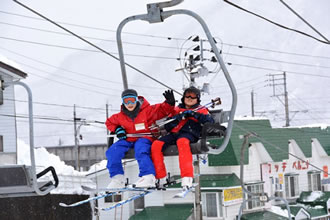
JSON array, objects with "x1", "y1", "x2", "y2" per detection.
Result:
[
  {"x1": 12, "y1": 0, "x2": 182, "y2": 95},
  {"x1": 2, "y1": 9, "x2": 330, "y2": 60},
  {"x1": 223, "y1": 0, "x2": 330, "y2": 45},
  {"x1": 0, "y1": 46, "x2": 172, "y2": 90},
  {"x1": 279, "y1": 0, "x2": 330, "y2": 43},
  {"x1": 2, "y1": 35, "x2": 330, "y2": 81}
]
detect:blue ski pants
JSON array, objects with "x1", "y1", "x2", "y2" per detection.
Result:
[{"x1": 106, "y1": 138, "x2": 155, "y2": 178}]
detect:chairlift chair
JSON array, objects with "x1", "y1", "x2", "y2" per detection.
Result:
[
  {"x1": 0, "y1": 81, "x2": 58, "y2": 198},
  {"x1": 114, "y1": 0, "x2": 237, "y2": 157}
]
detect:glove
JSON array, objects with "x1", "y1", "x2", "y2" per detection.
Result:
[
  {"x1": 163, "y1": 90, "x2": 175, "y2": 106},
  {"x1": 115, "y1": 126, "x2": 126, "y2": 140},
  {"x1": 172, "y1": 113, "x2": 184, "y2": 121},
  {"x1": 183, "y1": 110, "x2": 201, "y2": 119},
  {"x1": 182, "y1": 110, "x2": 194, "y2": 118}
]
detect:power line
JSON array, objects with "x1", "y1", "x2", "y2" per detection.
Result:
[
  {"x1": 0, "y1": 36, "x2": 178, "y2": 60},
  {"x1": 0, "y1": 10, "x2": 182, "y2": 40},
  {"x1": 4, "y1": 98, "x2": 119, "y2": 111},
  {"x1": 3, "y1": 32, "x2": 329, "y2": 71},
  {"x1": 2, "y1": 9, "x2": 330, "y2": 60},
  {"x1": 2, "y1": 35, "x2": 330, "y2": 80},
  {"x1": 11, "y1": 0, "x2": 182, "y2": 95},
  {"x1": 279, "y1": 0, "x2": 330, "y2": 43},
  {"x1": 223, "y1": 0, "x2": 330, "y2": 45},
  {"x1": 228, "y1": 62, "x2": 330, "y2": 79},
  {"x1": 0, "y1": 46, "x2": 171, "y2": 90},
  {"x1": 15, "y1": 60, "x2": 123, "y2": 93},
  {"x1": 226, "y1": 52, "x2": 330, "y2": 69},
  {"x1": 0, "y1": 21, "x2": 180, "y2": 50},
  {"x1": 0, "y1": 113, "x2": 74, "y2": 122}
]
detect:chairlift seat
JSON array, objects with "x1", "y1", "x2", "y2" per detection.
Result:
[
  {"x1": 0, "y1": 165, "x2": 59, "y2": 198},
  {"x1": 122, "y1": 109, "x2": 228, "y2": 159}
]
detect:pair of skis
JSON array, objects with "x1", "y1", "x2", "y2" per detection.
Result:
[{"x1": 59, "y1": 183, "x2": 196, "y2": 211}]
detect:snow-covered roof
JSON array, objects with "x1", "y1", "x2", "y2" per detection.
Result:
[
  {"x1": 0, "y1": 55, "x2": 27, "y2": 79},
  {"x1": 289, "y1": 124, "x2": 330, "y2": 130}
]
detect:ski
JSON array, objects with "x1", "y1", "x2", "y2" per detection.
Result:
[
  {"x1": 59, "y1": 191, "x2": 121, "y2": 208},
  {"x1": 81, "y1": 185, "x2": 161, "y2": 193},
  {"x1": 173, "y1": 183, "x2": 198, "y2": 198},
  {"x1": 98, "y1": 191, "x2": 152, "y2": 211}
]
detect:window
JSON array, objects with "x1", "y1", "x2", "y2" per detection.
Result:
[
  {"x1": 134, "y1": 196, "x2": 145, "y2": 214},
  {"x1": 308, "y1": 171, "x2": 321, "y2": 191},
  {"x1": 0, "y1": 77, "x2": 4, "y2": 105},
  {"x1": 245, "y1": 183, "x2": 265, "y2": 210},
  {"x1": 0, "y1": 135, "x2": 3, "y2": 152},
  {"x1": 272, "y1": 177, "x2": 284, "y2": 197},
  {"x1": 104, "y1": 193, "x2": 122, "y2": 203},
  {"x1": 285, "y1": 174, "x2": 299, "y2": 198},
  {"x1": 202, "y1": 192, "x2": 223, "y2": 218}
]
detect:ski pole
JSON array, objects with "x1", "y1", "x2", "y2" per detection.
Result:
[
  {"x1": 149, "y1": 97, "x2": 221, "y2": 130},
  {"x1": 107, "y1": 133, "x2": 154, "y2": 138}
]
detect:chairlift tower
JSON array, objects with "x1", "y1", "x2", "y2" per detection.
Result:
[{"x1": 177, "y1": 35, "x2": 220, "y2": 94}]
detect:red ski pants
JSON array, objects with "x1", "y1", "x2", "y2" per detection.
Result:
[{"x1": 151, "y1": 137, "x2": 193, "y2": 179}]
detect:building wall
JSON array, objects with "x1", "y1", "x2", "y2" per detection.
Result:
[
  {"x1": 46, "y1": 145, "x2": 108, "y2": 170},
  {"x1": 0, "y1": 73, "x2": 17, "y2": 164},
  {"x1": 89, "y1": 136, "x2": 330, "y2": 220}
]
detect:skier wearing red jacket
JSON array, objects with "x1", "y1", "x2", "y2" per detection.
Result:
[
  {"x1": 105, "y1": 89, "x2": 175, "y2": 188},
  {"x1": 151, "y1": 86, "x2": 214, "y2": 191}
]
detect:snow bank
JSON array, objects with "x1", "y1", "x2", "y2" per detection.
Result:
[
  {"x1": 304, "y1": 191, "x2": 324, "y2": 202},
  {"x1": 17, "y1": 139, "x2": 84, "y2": 176},
  {"x1": 17, "y1": 139, "x2": 94, "y2": 194}
]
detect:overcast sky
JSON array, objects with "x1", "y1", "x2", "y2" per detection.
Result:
[{"x1": 1, "y1": 0, "x2": 330, "y2": 147}]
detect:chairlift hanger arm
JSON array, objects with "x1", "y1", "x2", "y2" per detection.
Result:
[
  {"x1": 3, "y1": 81, "x2": 57, "y2": 196},
  {"x1": 116, "y1": 2, "x2": 237, "y2": 154}
]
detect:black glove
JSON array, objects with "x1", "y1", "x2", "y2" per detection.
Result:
[
  {"x1": 115, "y1": 126, "x2": 126, "y2": 140},
  {"x1": 183, "y1": 110, "x2": 201, "y2": 119},
  {"x1": 163, "y1": 90, "x2": 175, "y2": 106}
]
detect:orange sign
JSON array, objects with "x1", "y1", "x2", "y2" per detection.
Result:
[{"x1": 324, "y1": 166, "x2": 328, "y2": 178}]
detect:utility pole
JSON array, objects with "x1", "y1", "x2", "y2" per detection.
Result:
[
  {"x1": 73, "y1": 104, "x2": 79, "y2": 170},
  {"x1": 106, "y1": 104, "x2": 114, "y2": 147},
  {"x1": 194, "y1": 156, "x2": 202, "y2": 220},
  {"x1": 283, "y1": 72, "x2": 290, "y2": 127},
  {"x1": 268, "y1": 72, "x2": 290, "y2": 127},
  {"x1": 251, "y1": 90, "x2": 255, "y2": 117}
]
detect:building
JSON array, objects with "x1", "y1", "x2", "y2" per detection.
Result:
[
  {"x1": 0, "y1": 60, "x2": 27, "y2": 165},
  {"x1": 85, "y1": 119, "x2": 330, "y2": 220},
  {"x1": 45, "y1": 144, "x2": 108, "y2": 171}
]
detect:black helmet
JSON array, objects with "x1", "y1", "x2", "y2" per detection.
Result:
[
  {"x1": 121, "y1": 89, "x2": 138, "y2": 98},
  {"x1": 181, "y1": 86, "x2": 201, "y2": 104}
]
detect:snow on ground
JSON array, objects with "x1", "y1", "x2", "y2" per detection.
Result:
[{"x1": 17, "y1": 139, "x2": 95, "y2": 194}]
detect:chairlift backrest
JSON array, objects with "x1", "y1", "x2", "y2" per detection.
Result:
[
  {"x1": 116, "y1": 0, "x2": 237, "y2": 155},
  {"x1": 122, "y1": 108, "x2": 227, "y2": 159}
]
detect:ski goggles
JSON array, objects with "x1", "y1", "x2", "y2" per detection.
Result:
[
  {"x1": 184, "y1": 95, "x2": 198, "y2": 99},
  {"x1": 122, "y1": 95, "x2": 138, "y2": 105}
]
